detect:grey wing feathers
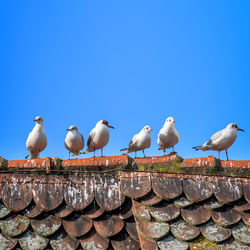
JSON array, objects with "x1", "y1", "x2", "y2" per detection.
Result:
[
  {"x1": 87, "y1": 130, "x2": 95, "y2": 147},
  {"x1": 207, "y1": 129, "x2": 223, "y2": 145}
]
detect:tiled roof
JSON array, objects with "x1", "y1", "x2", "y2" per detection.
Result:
[{"x1": 0, "y1": 155, "x2": 249, "y2": 249}]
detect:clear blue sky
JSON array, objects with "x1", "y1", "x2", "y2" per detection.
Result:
[{"x1": 0, "y1": 1, "x2": 249, "y2": 160}]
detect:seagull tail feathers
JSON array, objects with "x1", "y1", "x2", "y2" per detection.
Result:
[
  {"x1": 25, "y1": 154, "x2": 30, "y2": 159},
  {"x1": 192, "y1": 146, "x2": 203, "y2": 151},
  {"x1": 120, "y1": 148, "x2": 127, "y2": 151}
]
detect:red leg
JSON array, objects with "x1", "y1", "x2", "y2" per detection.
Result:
[
  {"x1": 218, "y1": 151, "x2": 220, "y2": 160},
  {"x1": 93, "y1": 148, "x2": 96, "y2": 158},
  {"x1": 226, "y1": 149, "x2": 229, "y2": 161},
  {"x1": 69, "y1": 151, "x2": 70, "y2": 160},
  {"x1": 101, "y1": 148, "x2": 103, "y2": 157}
]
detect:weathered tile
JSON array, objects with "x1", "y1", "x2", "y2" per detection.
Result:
[
  {"x1": 171, "y1": 219, "x2": 200, "y2": 242},
  {"x1": 19, "y1": 230, "x2": 49, "y2": 250},
  {"x1": 63, "y1": 214, "x2": 93, "y2": 238},
  {"x1": 200, "y1": 221, "x2": 231, "y2": 243},
  {"x1": 0, "y1": 233, "x2": 17, "y2": 249},
  {"x1": 23, "y1": 203, "x2": 43, "y2": 219},
  {"x1": 152, "y1": 175, "x2": 182, "y2": 200},
  {"x1": 211, "y1": 208, "x2": 241, "y2": 227},
  {"x1": 137, "y1": 220, "x2": 170, "y2": 240},
  {"x1": 2, "y1": 182, "x2": 32, "y2": 212},
  {"x1": 83, "y1": 200, "x2": 104, "y2": 219},
  {"x1": 111, "y1": 231, "x2": 140, "y2": 250},
  {"x1": 203, "y1": 197, "x2": 224, "y2": 210},
  {"x1": 241, "y1": 212, "x2": 250, "y2": 226},
  {"x1": 232, "y1": 221, "x2": 250, "y2": 245},
  {"x1": 0, "y1": 214, "x2": 30, "y2": 237},
  {"x1": 121, "y1": 172, "x2": 151, "y2": 199},
  {"x1": 126, "y1": 218, "x2": 139, "y2": 241},
  {"x1": 113, "y1": 198, "x2": 133, "y2": 220},
  {"x1": 243, "y1": 183, "x2": 250, "y2": 203},
  {"x1": 31, "y1": 214, "x2": 61, "y2": 237},
  {"x1": 157, "y1": 235, "x2": 188, "y2": 250},
  {"x1": 138, "y1": 233, "x2": 158, "y2": 250},
  {"x1": 94, "y1": 214, "x2": 124, "y2": 238},
  {"x1": 95, "y1": 177, "x2": 125, "y2": 211},
  {"x1": 183, "y1": 178, "x2": 212, "y2": 202},
  {"x1": 174, "y1": 196, "x2": 193, "y2": 208},
  {"x1": 140, "y1": 191, "x2": 162, "y2": 206},
  {"x1": 181, "y1": 205, "x2": 210, "y2": 226},
  {"x1": 213, "y1": 179, "x2": 243, "y2": 204},
  {"x1": 0, "y1": 201, "x2": 11, "y2": 219},
  {"x1": 234, "y1": 200, "x2": 250, "y2": 212},
  {"x1": 189, "y1": 236, "x2": 220, "y2": 250},
  {"x1": 54, "y1": 203, "x2": 73, "y2": 218},
  {"x1": 132, "y1": 200, "x2": 151, "y2": 222},
  {"x1": 80, "y1": 229, "x2": 109, "y2": 250},
  {"x1": 150, "y1": 203, "x2": 180, "y2": 222},
  {"x1": 33, "y1": 182, "x2": 63, "y2": 212},
  {"x1": 220, "y1": 238, "x2": 250, "y2": 250},
  {"x1": 64, "y1": 177, "x2": 94, "y2": 211},
  {"x1": 50, "y1": 230, "x2": 79, "y2": 250}
]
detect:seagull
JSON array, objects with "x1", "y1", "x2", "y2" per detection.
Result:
[
  {"x1": 193, "y1": 123, "x2": 244, "y2": 160},
  {"x1": 157, "y1": 117, "x2": 179, "y2": 155},
  {"x1": 120, "y1": 125, "x2": 152, "y2": 158},
  {"x1": 26, "y1": 116, "x2": 47, "y2": 159},
  {"x1": 64, "y1": 125, "x2": 84, "y2": 159},
  {"x1": 84, "y1": 120, "x2": 114, "y2": 157}
]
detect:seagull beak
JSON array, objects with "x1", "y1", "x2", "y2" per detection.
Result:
[
  {"x1": 149, "y1": 128, "x2": 153, "y2": 131},
  {"x1": 238, "y1": 128, "x2": 245, "y2": 132},
  {"x1": 66, "y1": 129, "x2": 70, "y2": 131},
  {"x1": 108, "y1": 125, "x2": 115, "y2": 129},
  {"x1": 34, "y1": 119, "x2": 37, "y2": 122}
]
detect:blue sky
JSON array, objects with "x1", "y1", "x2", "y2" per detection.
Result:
[{"x1": 0, "y1": 1, "x2": 249, "y2": 160}]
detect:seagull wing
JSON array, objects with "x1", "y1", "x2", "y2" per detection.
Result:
[
  {"x1": 87, "y1": 129, "x2": 95, "y2": 148},
  {"x1": 207, "y1": 129, "x2": 224, "y2": 145},
  {"x1": 127, "y1": 134, "x2": 138, "y2": 152}
]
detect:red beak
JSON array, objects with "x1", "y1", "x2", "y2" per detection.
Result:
[{"x1": 238, "y1": 128, "x2": 245, "y2": 132}]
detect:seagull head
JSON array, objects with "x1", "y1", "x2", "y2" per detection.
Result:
[
  {"x1": 98, "y1": 120, "x2": 115, "y2": 129},
  {"x1": 34, "y1": 116, "x2": 44, "y2": 124},
  {"x1": 165, "y1": 117, "x2": 175, "y2": 126},
  {"x1": 66, "y1": 125, "x2": 79, "y2": 132},
  {"x1": 142, "y1": 125, "x2": 153, "y2": 133},
  {"x1": 227, "y1": 123, "x2": 244, "y2": 132}
]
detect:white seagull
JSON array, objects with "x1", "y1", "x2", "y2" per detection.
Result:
[
  {"x1": 26, "y1": 116, "x2": 47, "y2": 159},
  {"x1": 64, "y1": 125, "x2": 84, "y2": 159},
  {"x1": 193, "y1": 123, "x2": 244, "y2": 160},
  {"x1": 84, "y1": 120, "x2": 114, "y2": 157},
  {"x1": 157, "y1": 117, "x2": 179, "y2": 155},
  {"x1": 120, "y1": 125, "x2": 153, "y2": 158}
]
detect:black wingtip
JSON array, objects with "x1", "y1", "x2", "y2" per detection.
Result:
[{"x1": 120, "y1": 148, "x2": 127, "y2": 151}]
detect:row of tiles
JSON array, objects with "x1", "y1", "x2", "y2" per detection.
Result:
[{"x1": 0, "y1": 173, "x2": 249, "y2": 213}]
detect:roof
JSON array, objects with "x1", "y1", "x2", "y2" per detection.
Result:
[{"x1": 0, "y1": 155, "x2": 249, "y2": 249}]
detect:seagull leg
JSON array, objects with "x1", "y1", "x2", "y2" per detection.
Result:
[
  {"x1": 135, "y1": 151, "x2": 137, "y2": 158},
  {"x1": 143, "y1": 150, "x2": 146, "y2": 157},
  {"x1": 93, "y1": 148, "x2": 96, "y2": 158},
  {"x1": 218, "y1": 151, "x2": 220, "y2": 160},
  {"x1": 101, "y1": 148, "x2": 103, "y2": 157},
  {"x1": 226, "y1": 150, "x2": 229, "y2": 161},
  {"x1": 69, "y1": 152, "x2": 70, "y2": 160}
]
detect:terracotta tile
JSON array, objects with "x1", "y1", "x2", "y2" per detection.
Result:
[
  {"x1": 83, "y1": 200, "x2": 104, "y2": 219},
  {"x1": 121, "y1": 172, "x2": 151, "y2": 199},
  {"x1": 152, "y1": 174, "x2": 182, "y2": 200},
  {"x1": 133, "y1": 154, "x2": 180, "y2": 165},
  {"x1": 174, "y1": 196, "x2": 193, "y2": 208},
  {"x1": 8, "y1": 158, "x2": 51, "y2": 168},
  {"x1": 171, "y1": 219, "x2": 200, "y2": 242},
  {"x1": 132, "y1": 200, "x2": 151, "y2": 222},
  {"x1": 62, "y1": 155, "x2": 129, "y2": 167},
  {"x1": 23, "y1": 203, "x2": 43, "y2": 218},
  {"x1": 95, "y1": 177, "x2": 125, "y2": 211},
  {"x1": 182, "y1": 156, "x2": 217, "y2": 167},
  {"x1": 140, "y1": 191, "x2": 162, "y2": 206},
  {"x1": 126, "y1": 217, "x2": 139, "y2": 241},
  {"x1": 202, "y1": 197, "x2": 224, "y2": 210},
  {"x1": 19, "y1": 230, "x2": 49, "y2": 250},
  {"x1": 138, "y1": 233, "x2": 158, "y2": 250},
  {"x1": 221, "y1": 160, "x2": 250, "y2": 169},
  {"x1": 113, "y1": 198, "x2": 133, "y2": 220},
  {"x1": 211, "y1": 208, "x2": 241, "y2": 227},
  {"x1": 111, "y1": 231, "x2": 140, "y2": 250},
  {"x1": 63, "y1": 214, "x2": 93, "y2": 238},
  {"x1": 31, "y1": 214, "x2": 61, "y2": 237},
  {"x1": 232, "y1": 222, "x2": 250, "y2": 245},
  {"x1": 201, "y1": 221, "x2": 231, "y2": 243},
  {"x1": 50, "y1": 230, "x2": 79, "y2": 250},
  {"x1": 0, "y1": 201, "x2": 11, "y2": 219},
  {"x1": 181, "y1": 205, "x2": 210, "y2": 226},
  {"x1": 220, "y1": 238, "x2": 250, "y2": 250},
  {"x1": 183, "y1": 178, "x2": 213, "y2": 202},
  {"x1": 2, "y1": 182, "x2": 32, "y2": 212},
  {"x1": 243, "y1": 183, "x2": 250, "y2": 203},
  {"x1": 0, "y1": 214, "x2": 30, "y2": 237},
  {"x1": 0, "y1": 232, "x2": 17, "y2": 249},
  {"x1": 54, "y1": 203, "x2": 73, "y2": 218},
  {"x1": 94, "y1": 214, "x2": 124, "y2": 238},
  {"x1": 150, "y1": 203, "x2": 180, "y2": 222},
  {"x1": 64, "y1": 177, "x2": 94, "y2": 211},
  {"x1": 157, "y1": 235, "x2": 189, "y2": 250},
  {"x1": 241, "y1": 212, "x2": 250, "y2": 227},
  {"x1": 213, "y1": 179, "x2": 243, "y2": 204},
  {"x1": 80, "y1": 229, "x2": 109, "y2": 250}
]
